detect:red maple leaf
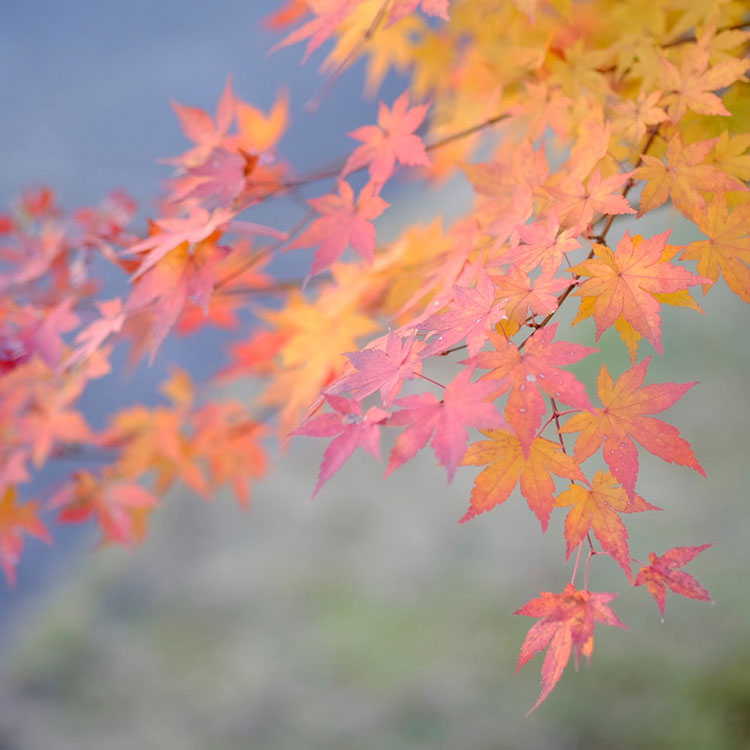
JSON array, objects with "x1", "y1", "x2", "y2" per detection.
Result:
[
  {"x1": 469, "y1": 323, "x2": 596, "y2": 454},
  {"x1": 515, "y1": 583, "x2": 627, "y2": 713},
  {"x1": 288, "y1": 180, "x2": 388, "y2": 277},
  {"x1": 293, "y1": 395, "x2": 388, "y2": 499},
  {"x1": 343, "y1": 91, "x2": 431, "y2": 185},
  {"x1": 386, "y1": 367, "x2": 506, "y2": 481},
  {"x1": 561, "y1": 357, "x2": 705, "y2": 498},
  {"x1": 635, "y1": 543, "x2": 713, "y2": 619}
]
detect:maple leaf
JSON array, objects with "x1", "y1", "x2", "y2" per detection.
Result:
[
  {"x1": 417, "y1": 271, "x2": 506, "y2": 358},
  {"x1": 490, "y1": 264, "x2": 569, "y2": 328},
  {"x1": 541, "y1": 170, "x2": 635, "y2": 234},
  {"x1": 19, "y1": 386, "x2": 91, "y2": 468},
  {"x1": 169, "y1": 77, "x2": 235, "y2": 168},
  {"x1": 386, "y1": 368, "x2": 506, "y2": 481},
  {"x1": 560, "y1": 358, "x2": 704, "y2": 498},
  {"x1": 571, "y1": 241, "x2": 705, "y2": 362},
  {"x1": 190, "y1": 401, "x2": 267, "y2": 508},
  {"x1": 659, "y1": 48, "x2": 749, "y2": 121},
  {"x1": 174, "y1": 147, "x2": 256, "y2": 208},
  {"x1": 569, "y1": 231, "x2": 708, "y2": 354},
  {"x1": 681, "y1": 193, "x2": 750, "y2": 302},
  {"x1": 635, "y1": 544, "x2": 713, "y2": 619},
  {"x1": 218, "y1": 330, "x2": 290, "y2": 381},
  {"x1": 0, "y1": 487, "x2": 51, "y2": 587},
  {"x1": 271, "y1": 0, "x2": 359, "y2": 62},
  {"x1": 343, "y1": 91, "x2": 431, "y2": 184},
  {"x1": 500, "y1": 217, "x2": 581, "y2": 274},
  {"x1": 126, "y1": 207, "x2": 233, "y2": 280},
  {"x1": 325, "y1": 331, "x2": 423, "y2": 405},
  {"x1": 461, "y1": 430, "x2": 586, "y2": 529},
  {"x1": 293, "y1": 395, "x2": 388, "y2": 499},
  {"x1": 125, "y1": 236, "x2": 229, "y2": 361},
  {"x1": 49, "y1": 471, "x2": 159, "y2": 547},
  {"x1": 612, "y1": 90, "x2": 667, "y2": 146},
  {"x1": 634, "y1": 133, "x2": 744, "y2": 219},
  {"x1": 230, "y1": 88, "x2": 289, "y2": 155},
  {"x1": 469, "y1": 323, "x2": 596, "y2": 454},
  {"x1": 515, "y1": 583, "x2": 627, "y2": 714},
  {"x1": 287, "y1": 180, "x2": 388, "y2": 277},
  {"x1": 260, "y1": 283, "x2": 378, "y2": 435},
  {"x1": 555, "y1": 471, "x2": 660, "y2": 581},
  {"x1": 102, "y1": 399, "x2": 209, "y2": 499}
]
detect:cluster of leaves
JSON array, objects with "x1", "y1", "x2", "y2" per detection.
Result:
[{"x1": 3, "y1": 0, "x2": 748, "y2": 711}]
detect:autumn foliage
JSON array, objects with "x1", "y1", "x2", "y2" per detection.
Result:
[{"x1": 4, "y1": 0, "x2": 746, "y2": 711}]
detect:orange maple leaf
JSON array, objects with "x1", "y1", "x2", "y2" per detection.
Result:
[
  {"x1": 634, "y1": 133, "x2": 744, "y2": 219},
  {"x1": 49, "y1": 471, "x2": 158, "y2": 548},
  {"x1": 0, "y1": 487, "x2": 51, "y2": 587},
  {"x1": 555, "y1": 471, "x2": 660, "y2": 581},
  {"x1": 560, "y1": 358, "x2": 704, "y2": 498},
  {"x1": 515, "y1": 583, "x2": 627, "y2": 714},
  {"x1": 659, "y1": 48, "x2": 749, "y2": 121},
  {"x1": 461, "y1": 430, "x2": 586, "y2": 530},
  {"x1": 681, "y1": 193, "x2": 750, "y2": 302},
  {"x1": 569, "y1": 231, "x2": 708, "y2": 354}
]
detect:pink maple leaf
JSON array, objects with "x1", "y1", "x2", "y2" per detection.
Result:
[
  {"x1": 469, "y1": 323, "x2": 596, "y2": 453},
  {"x1": 418, "y1": 271, "x2": 507, "y2": 358},
  {"x1": 386, "y1": 367, "x2": 506, "y2": 480},
  {"x1": 271, "y1": 0, "x2": 359, "y2": 62},
  {"x1": 169, "y1": 76, "x2": 235, "y2": 167},
  {"x1": 65, "y1": 299, "x2": 126, "y2": 370},
  {"x1": 491, "y1": 263, "x2": 570, "y2": 325},
  {"x1": 343, "y1": 91, "x2": 431, "y2": 185},
  {"x1": 288, "y1": 180, "x2": 389, "y2": 277},
  {"x1": 542, "y1": 170, "x2": 635, "y2": 234},
  {"x1": 325, "y1": 331, "x2": 423, "y2": 405},
  {"x1": 293, "y1": 395, "x2": 389, "y2": 499}
]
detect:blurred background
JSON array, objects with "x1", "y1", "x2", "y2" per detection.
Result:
[{"x1": 1, "y1": 2, "x2": 749, "y2": 748}]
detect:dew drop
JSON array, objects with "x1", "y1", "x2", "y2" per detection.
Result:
[
  {"x1": 538, "y1": 373, "x2": 545, "y2": 379},
  {"x1": 519, "y1": 407, "x2": 527, "y2": 413},
  {"x1": 475, "y1": 318, "x2": 482, "y2": 323},
  {"x1": 554, "y1": 391, "x2": 561, "y2": 397},
  {"x1": 343, "y1": 413, "x2": 363, "y2": 425},
  {"x1": 526, "y1": 373, "x2": 536, "y2": 383},
  {"x1": 519, "y1": 384, "x2": 525, "y2": 391},
  {"x1": 620, "y1": 442, "x2": 627, "y2": 448}
]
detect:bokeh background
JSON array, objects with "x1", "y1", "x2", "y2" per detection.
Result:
[{"x1": 1, "y1": 2, "x2": 749, "y2": 748}]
